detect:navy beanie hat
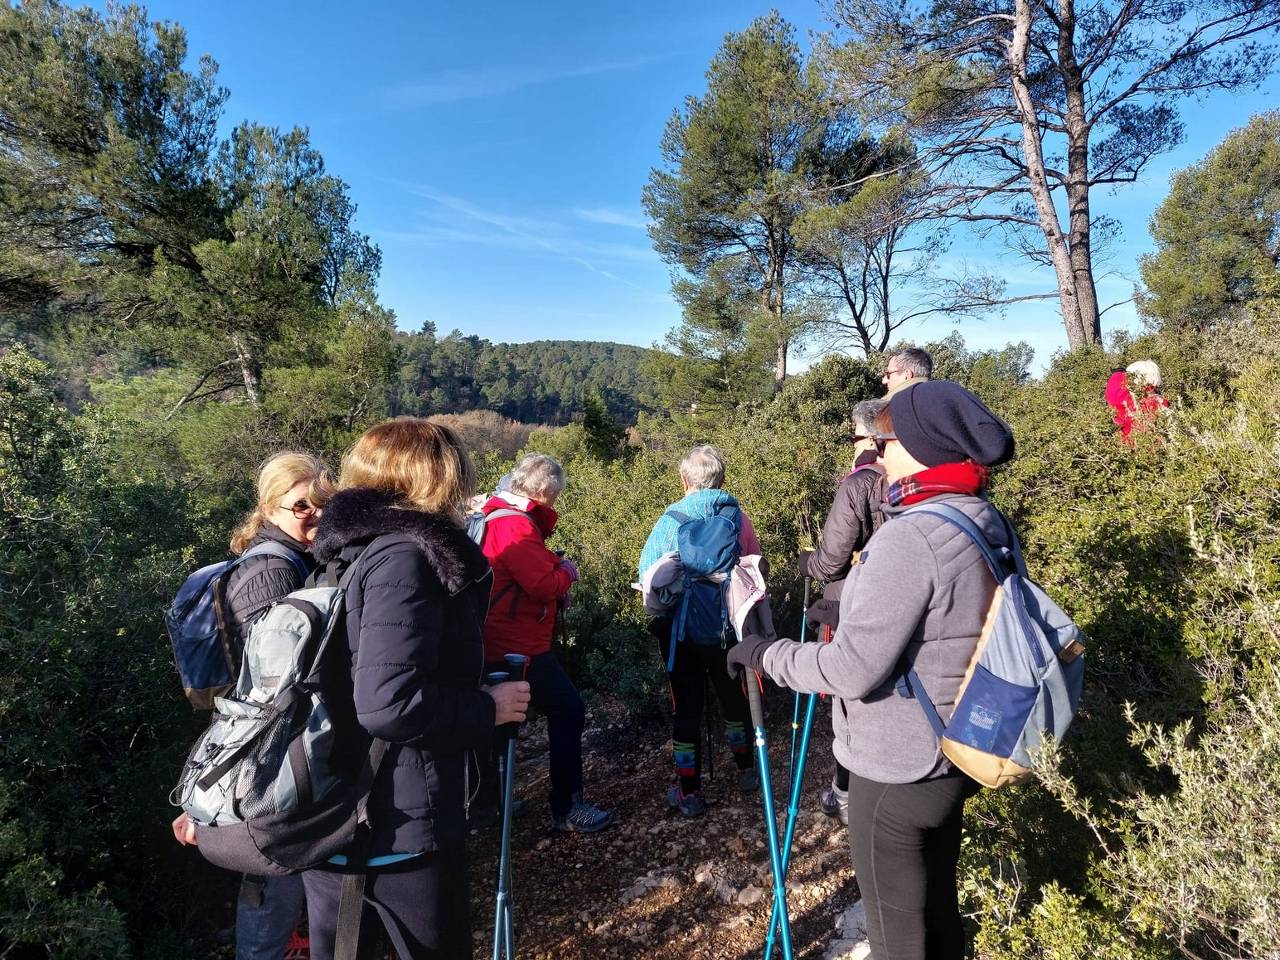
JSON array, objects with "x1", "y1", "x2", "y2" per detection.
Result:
[{"x1": 888, "y1": 381, "x2": 1015, "y2": 467}]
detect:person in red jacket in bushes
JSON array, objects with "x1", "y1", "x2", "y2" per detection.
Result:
[
  {"x1": 479, "y1": 453, "x2": 613, "y2": 834},
  {"x1": 1105, "y1": 360, "x2": 1170, "y2": 443}
]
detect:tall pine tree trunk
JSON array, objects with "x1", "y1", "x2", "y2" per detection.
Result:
[
  {"x1": 1059, "y1": 0, "x2": 1103, "y2": 347},
  {"x1": 1010, "y1": 0, "x2": 1090, "y2": 350},
  {"x1": 230, "y1": 331, "x2": 262, "y2": 406}
]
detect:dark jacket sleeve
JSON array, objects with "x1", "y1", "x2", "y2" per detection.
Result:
[
  {"x1": 224, "y1": 556, "x2": 305, "y2": 639},
  {"x1": 352, "y1": 542, "x2": 495, "y2": 751},
  {"x1": 804, "y1": 471, "x2": 879, "y2": 583}
]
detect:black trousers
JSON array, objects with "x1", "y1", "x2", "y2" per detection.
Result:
[
  {"x1": 650, "y1": 618, "x2": 752, "y2": 793},
  {"x1": 486, "y1": 651, "x2": 585, "y2": 818},
  {"x1": 846, "y1": 770, "x2": 978, "y2": 960},
  {"x1": 301, "y1": 850, "x2": 471, "y2": 960}
]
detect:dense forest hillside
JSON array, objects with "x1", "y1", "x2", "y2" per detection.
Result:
[{"x1": 392, "y1": 327, "x2": 653, "y2": 424}]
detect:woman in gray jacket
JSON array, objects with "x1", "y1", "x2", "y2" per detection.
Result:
[{"x1": 730, "y1": 380, "x2": 1016, "y2": 960}]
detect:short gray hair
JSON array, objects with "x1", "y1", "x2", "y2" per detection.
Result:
[
  {"x1": 851, "y1": 399, "x2": 885, "y2": 437},
  {"x1": 508, "y1": 453, "x2": 565, "y2": 500},
  {"x1": 679, "y1": 444, "x2": 725, "y2": 490},
  {"x1": 891, "y1": 348, "x2": 933, "y2": 379},
  {"x1": 1125, "y1": 359, "x2": 1161, "y2": 388}
]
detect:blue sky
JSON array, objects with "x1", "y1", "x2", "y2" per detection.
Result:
[{"x1": 109, "y1": 0, "x2": 1277, "y2": 365}]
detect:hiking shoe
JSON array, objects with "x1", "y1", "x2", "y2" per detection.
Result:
[
  {"x1": 666, "y1": 784, "x2": 707, "y2": 818},
  {"x1": 820, "y1": 784, "x2": 849, "y2": 825},
  {"x1": 552, "y1": 797, "x2": 613, "y2": 834},
  {"x1": 736, "y1": 768, "x2": 760, "y2": 794}
]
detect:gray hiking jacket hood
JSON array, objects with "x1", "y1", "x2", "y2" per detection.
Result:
[{"x1": 762, "y1": 493, "x2": 1008, "y2": 783}]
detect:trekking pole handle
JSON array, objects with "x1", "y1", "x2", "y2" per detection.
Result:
[{"x1": 503, "y1": 653, "x2": 530, "y2": 683}]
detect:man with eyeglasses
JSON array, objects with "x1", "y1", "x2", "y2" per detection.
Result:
[
  {"x1": 882, "y1": 347, "x2": 933, "y2": 397},
  {"x1": 799, "y1": 398, "x2": 889, "y2": 824}
]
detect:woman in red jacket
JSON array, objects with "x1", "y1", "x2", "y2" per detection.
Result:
[
  {"x1": 480, "y1": 453, "x2": 613, "y2": 834},
  {"x1": 1105, "y1": 360, "x2": 1169, "y2": 442}
]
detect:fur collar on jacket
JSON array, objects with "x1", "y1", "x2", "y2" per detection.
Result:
[{"x1": 312, "y1": 488, "x2": 489, "y2": 595}]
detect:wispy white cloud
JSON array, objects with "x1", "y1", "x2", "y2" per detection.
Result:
[
  {"x1": 381, "y1": 184, "x2": 659, "y2": 290},
  {"x1": 573, "y1": 207, "x2": 649, "y2": 230},
  {"x1": 386, "y1": 55, "x2": 660, "y2": 108}
]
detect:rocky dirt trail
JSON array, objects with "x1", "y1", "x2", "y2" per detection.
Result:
[{"x1": 465, "y1": 691, "x2": 870, "y2": 960}]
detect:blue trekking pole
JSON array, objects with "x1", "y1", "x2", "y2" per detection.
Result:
[
  {"x1": 491, "y1": 652, "x2": 529, "y2": 960},
  {"x1": 765, "y1": 687, "x2": 819, "y2": 958},
  {"x1": 741, "y1": 666, "x2": 794, "y2": 960},
  {"x1": 787, "y1": 577, "x2": 810, "y2": 791}
]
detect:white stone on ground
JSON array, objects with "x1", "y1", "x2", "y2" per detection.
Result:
[{"x1": 823, "y1": 900, "x2": 870, "y2": 960}]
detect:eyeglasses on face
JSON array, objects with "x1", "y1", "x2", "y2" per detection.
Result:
[
  {"x1": 280, "y1": 499, "x2": 318, "y2": 519},
  {"x1": 882, "y1": 367, "x2": 904, "y2": 380},
  {"x1": 869, "y1": 431, "x2": 897, "y2": 454}
]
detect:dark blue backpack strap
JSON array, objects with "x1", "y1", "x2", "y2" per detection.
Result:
[
  {"x1": 665, "y1": 509, "x2": 691, "y2": 525},
  {"x1": 896, "y1": 668, "x2": 948, "y2": 740},
  {"x1": 669, "y1": 586, "x2": 689, "y2": 672}
]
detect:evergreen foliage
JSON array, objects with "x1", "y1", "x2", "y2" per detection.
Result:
[
  {"x1": 393, "y1": 330, "x2": 653, "y2": 425},
  {"x1": 1139, "y1": 111, "x2": 1280, "y2": 327}
]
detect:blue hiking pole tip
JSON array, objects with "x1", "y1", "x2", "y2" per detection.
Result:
[
  {"x1": 503, "y1": 653, "x2": 529, "y2": 678},
  {"x1": 485, "y1": 671, "x2": 509, "y2": 686}
]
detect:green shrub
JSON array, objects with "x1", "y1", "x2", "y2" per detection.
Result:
[{"x1": 1, "y1": 346, "x2": 213, "y2": 957}]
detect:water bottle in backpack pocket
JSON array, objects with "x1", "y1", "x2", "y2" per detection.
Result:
[{"x1": 896, "y1": 503, "x2": 1085, "y2": 788}]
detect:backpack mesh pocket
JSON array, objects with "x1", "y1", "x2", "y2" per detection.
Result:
[{"x1": 236, "y1": 715, "x2": 293, "y2": 819}]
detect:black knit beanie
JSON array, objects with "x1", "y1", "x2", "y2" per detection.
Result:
[{"x1": 888, "y1": 381, "x2": 1015, "y2": 467}]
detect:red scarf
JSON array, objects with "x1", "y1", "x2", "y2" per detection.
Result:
[{"x1": 885, "y1": 460, "x2": 990, "y2": 507}]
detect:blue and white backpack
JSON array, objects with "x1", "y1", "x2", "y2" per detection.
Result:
[
  {"x1": 897, "y1": 502, "x2": 1085, "y2": 788},
  {"x1": 665, "y1": 503, "x2": 742, "y2": 671},
  {"x1": 165, "y1": 542, "x2": 308, "y2": 709}
]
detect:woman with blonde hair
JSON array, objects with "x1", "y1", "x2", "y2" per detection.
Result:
[
  {"x1": 172, "y1": 450, "x2": 335, "y2": 960},
  {"x1": 305, "y1": 417, "x2": 531, "y2": 960}
]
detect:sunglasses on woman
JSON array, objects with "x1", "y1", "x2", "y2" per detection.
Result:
[
  {"x1": 853, "y1": 432, "x2": 896, "y2": 454},
  {"x1": 869, "y1": 432, "x2": 896, "y2": 455},
  {"x1": 280, "y1": 499, "x2": 318, "y2": 519}
]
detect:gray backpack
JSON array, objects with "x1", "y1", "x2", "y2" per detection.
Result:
[
  {"x1": 171, "y1": 556, "x2": 386, "y2": 876},
  {"x1": 896, "y1": 502, "x2": 1086, "y2": 788}
]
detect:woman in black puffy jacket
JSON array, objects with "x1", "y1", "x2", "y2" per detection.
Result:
[{"x1": 305, "y1": 417, "x2": 531, "y2": 960}]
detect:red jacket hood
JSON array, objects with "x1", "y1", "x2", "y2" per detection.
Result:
[{"x1": 482, "y1": 493, "x2": 558, "y2": 538}]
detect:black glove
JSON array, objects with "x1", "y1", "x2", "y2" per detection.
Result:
[
  {"x1": 726, "y1": 634, "x2": 775, "y2": 678},
  {"x1": 806, "y1": 598, "x2": 841, "y2": 630}
]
